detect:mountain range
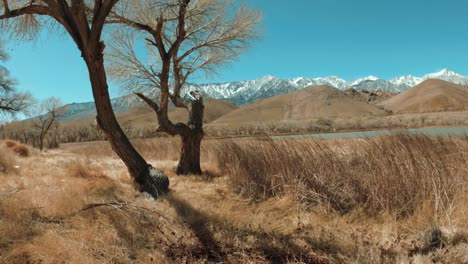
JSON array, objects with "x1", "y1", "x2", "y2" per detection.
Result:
[{"x1": 60, "y1": 69, "x2": 468, "y2": 120}]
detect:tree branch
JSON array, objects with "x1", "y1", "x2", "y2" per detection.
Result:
[
  {"x1": 0, "y1": 4, "x2": 49, "y2": 19},
  {"x1": 89, "y1": 0, "x2": 120, "y2": 47},
  {"x1": 108, "y1": 13, "x2": 157, "y2": 35},
  {"x1": 134, "y1": 92, "x2": 159, "y2": 113},
  {"x1": 2, "y1": 0, "x2": 10, "y2": 15}
]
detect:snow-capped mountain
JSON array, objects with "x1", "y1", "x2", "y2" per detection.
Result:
[
  {"x1": 423, "y1": 69, "x2": 468, "y2": 85},
  {"x1": 57, "y1": 69, "x2": 468, "y2": 120},
  {"x1": 189, "y1": 69, "x2": 468, "y2": 104},
  {"x1": 349, "y1": 75, "x2": 380, "y2": 86},
  {"x1": 314, "y1": 76, "x2": 347, "y2": 89},
  {"x1": 390, "y1": 75, "x2": 422, "y2": 89}
]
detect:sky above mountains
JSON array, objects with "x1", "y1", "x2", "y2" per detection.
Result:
[{"x1": 3, "y1": 0, "x2": 468, "y2": 104}]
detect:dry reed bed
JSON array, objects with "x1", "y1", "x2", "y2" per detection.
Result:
[
  {"x1": 66, "y1": 134, "x2": 468, "y2": 219},
  {"x1": 214, "y1": 135, "x2": 468, "y2": 219}
]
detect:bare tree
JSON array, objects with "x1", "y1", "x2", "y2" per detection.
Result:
[
  {"x1": 0, "y1": 41, "x2": 33, "y2": 115},
  {"x1": 0, "y1": 1, "x2": 168, "y2": 196},
  {"x1": 107, "y1": 0, "x2": 261, "y2": 175},
  {"x1": 31, "y1": 97, "x2": 63, "y2": 151}
]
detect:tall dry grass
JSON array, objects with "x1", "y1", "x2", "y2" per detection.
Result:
[
  {"x1": 0, "y1": 146, "x2": 17, "y2": 174},
  {"x1": 1, "y1": 140, "x2": 30, "y2": 158},
  {"x1": 2, "y1": 133, "x2": 468, "y2": 263},
  {"x1": 0, "y1": 139, "x2": 31, "y2": 173},
  {"x1": 215, "y1": 134, "x2": 468, "y2": 218}
]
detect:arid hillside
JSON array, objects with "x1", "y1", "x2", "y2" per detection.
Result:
[
  {"x1": 115, "y1": 98, "x2": 238, "y2": 128},
  {"x1": 212, "y1": 85, "x2": 387, "y2": 125},
  {"x1": 380, "y1": 79, "x2": 468, "y2": 113}
]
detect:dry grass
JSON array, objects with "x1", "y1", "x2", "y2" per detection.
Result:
[
  {"x1": 215, "y1": 135, "x2": 468, "y2": 218},
  {"x1": 1, "y1": 134, "x2": 467, "y2": 263},
  {"x1": 11, "y1": 144, "x2": 30, "y2": 157},
  {"x1": 3, "y1": 140, "x2": 18, "y2": 148},
  {"x1": 1, "y1": 139, "x2": 31, "y2": 157},
  {"x1": 206, "y1": 111, "x2": 468, "y2": 137},
  {"x1": 0, "y1": 146, "x2": 18, "y2": 174}
]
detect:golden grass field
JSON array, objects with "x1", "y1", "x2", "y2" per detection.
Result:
[{"x1": 0, "y1": 134, "x2": 467, "y2": 263}]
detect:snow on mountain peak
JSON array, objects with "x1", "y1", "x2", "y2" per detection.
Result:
[
  {"x1": 425, "y1": 68, "x2": 462, "y2": 78},
  {"x1": 195, "y1": 70, "x2": 468, "y2": 104},
  {"x1": 390, "y1": 75, "x2": 422, "y2": 86},
  {"x1": 350, "y1": 75, "x2": 380, "y2": 86},
  {"x1": 259, "y1": 75, "x2": 278, "y2": 82},
  {"x1": 198, "y1": 70, "x2": 468, "y2": 104},
  {"x1": 313, "y1": 76, "x2": 347, "y2": 89},
  {"x1": 313, "y1": 76, "x2": 346, "y2": 82}
]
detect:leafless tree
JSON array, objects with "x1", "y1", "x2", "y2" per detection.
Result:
[
  {"x1": 0, "y1": 41, "x2": 33, "y2": 115},
  {"x1": 107, "y1": 0, "x2": 261, "y2": 174},
  {"x1": 61, "y1": 127, "x2": 79, "y2": 143},
  {"x1": 0, "y1": 0, "x2": 167, "y2": 196},
  {"x1": 31, "y1": 97, "x2": 64, "y2": 151}
]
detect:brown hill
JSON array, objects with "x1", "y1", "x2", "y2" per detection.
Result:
[
  {"x1": 116, "y1": 98, "x2": 238, "y2": 128},
  {"x1": 211, "y1": 85, "x2": 387, "y2": 124},
  {"x1": 380, "y1": 79, "x2": 468, "y2": 114},
  {"x1": 344, "y1": 88, "x2": 397, "y2": 104}
]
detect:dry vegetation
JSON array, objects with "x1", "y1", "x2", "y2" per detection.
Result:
[
  {"x1": 205, "y1": 111, "x2": 468, "y2": 137},
  {"x1": 0, "y1": 134, "x2": 467, "y2": 263},
  {"x1": 215, "y1": 135, "x2": 468, "y2": 217}
]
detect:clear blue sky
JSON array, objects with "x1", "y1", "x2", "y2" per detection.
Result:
[{"x1": 3, "y1": 0, "x2": 468, "y2": 104}]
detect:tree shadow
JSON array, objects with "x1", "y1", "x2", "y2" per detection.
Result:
[
  {"x1": 164, "y1": 193, "x2": 227, "y2": 262},
  {"x1": 164, "y1": 193, "x2": 331, "y2": 264}
]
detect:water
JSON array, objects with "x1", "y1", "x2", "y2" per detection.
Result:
[{"x1": 266, "y1": 126, "x2": 468, "y2": 140}]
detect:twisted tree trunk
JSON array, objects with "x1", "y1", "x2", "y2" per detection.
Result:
[{"x1": 84, "y1": 48, "x2": 168, "y2": 196}]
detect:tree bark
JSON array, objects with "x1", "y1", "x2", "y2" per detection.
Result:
[
  {"x1": 176, "y1": 95, "x2": 204, "y2": 175},
  {"x1": 39, "y1": 134, "x2": 45, "y2": 151},
  {"x1": 83, "y1": 47, "x2": 168, "y2": 196},
  {"x1": 177, "y1": 130, "x2": 204, "y2": 175}
]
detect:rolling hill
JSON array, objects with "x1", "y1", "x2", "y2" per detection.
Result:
[
  {"x1": 379, "y1": 79, "x2": 468, "y2": 114},
  {"x1": 115, "y1": 98, "x2": 238, "y2": 128},
  {"x1": 211, "y1": 85, "x2": 387, "y2": 125}
]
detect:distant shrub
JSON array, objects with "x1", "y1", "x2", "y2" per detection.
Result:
[
  {"x1": 12, "y1": 144, "x2": 30, "y2": 157},
  {"x1": 46, "y1": 140, "x2": 60, "y2": 150},
  {"x1": 317, "y1": 118, "x2": 334, "y2": 127},
  {"x1": 0, "y1": 146, "x2": 18, "y2": 174},
  {"x1": 2, "y1": 140, "x2": 31, "y2": 158},
  {"x1": 4, "y1": 139, "x2": 18, "y2": 148}
]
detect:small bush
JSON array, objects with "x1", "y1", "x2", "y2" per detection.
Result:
[
  {"x1": 0, "y1": 146, "x2": 18, "y2": 174},
  {"x1": 4, "y1": 139, "x2": 18, "y2": 148},
  {"x1": 12, "y1": 144, "x2": 30, "y2": 157},
  {"x1": 46, "y1": 138, "x2": 60, "y2": 149},
  {"x1": 317, "y1": 118, "x2": 334, "y2": 127}
]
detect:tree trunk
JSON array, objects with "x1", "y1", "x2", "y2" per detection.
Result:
[
  {"x1": 39, "y1": 135, "x2": 44, "y2": 151},
  {"x1": 177, "y1": 131, "x2": 204, "y2": 175},
  {"x1": 176, "y1": 95, "x2": 205, "y2": 175},
  {"x1": 83, "y1": 49, "x2": 168, "y2": 196}
]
